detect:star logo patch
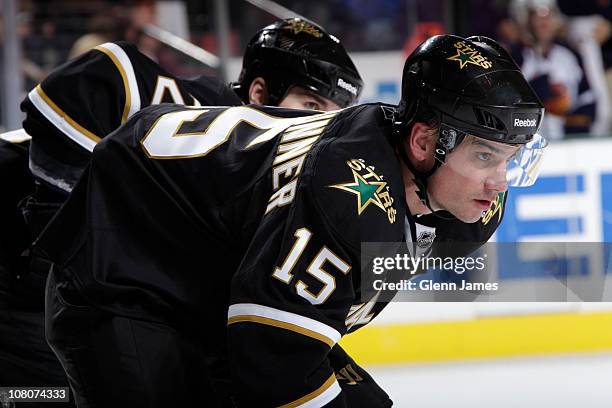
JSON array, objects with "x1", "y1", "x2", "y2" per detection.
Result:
[
  {"x1": 447, "y1": 49, "x2": 480, "y2": 69},
  {"x1": 330, "y1": 159, "x2": 397, "y2": 223},
  {"x1": 331, "y1": 169, "x2": 387, "y2": 215},
  {"x1": 283, "y1": 19, "x2": 323, "y2": 38},
  {"x1": 447, "y1": 41, "x2": 492, "y2": 70}
]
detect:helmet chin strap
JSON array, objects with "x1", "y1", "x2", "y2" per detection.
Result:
[
  {"x1": 396, "y1": 143, "x2": 456, "y2": 221},
  {"x1": 394, "y1": 124, "x2": 460, "y2": 221}
]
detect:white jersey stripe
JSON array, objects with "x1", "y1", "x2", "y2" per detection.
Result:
[
  {"x1": 28, "y1": 85, "x2": 99, "y2": 152},
  {"x1": 279, "y1": 374, "x2": 341, "y2": 408},
  {"x1": 0, "y1": 128, "x2": 31, "y2": 143},
  {"x1": 95, "y1": 42, "x2": 141, "y2": 123},
  {"x1": 227, "y1": 303, "x2": 341, "y2": 347}
]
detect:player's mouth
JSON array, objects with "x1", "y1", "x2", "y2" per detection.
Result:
[{"x1": 474, "y1": 199, "x2": 492, "y2": 210}]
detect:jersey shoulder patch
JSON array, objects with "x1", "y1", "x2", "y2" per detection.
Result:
[{"x1": 305, "y1": 106, "x2": 405, "y2": 249}]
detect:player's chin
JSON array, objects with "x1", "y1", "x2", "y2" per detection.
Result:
[{"x1": 451, "y1": 208, "x2": 484, "y2": 224}]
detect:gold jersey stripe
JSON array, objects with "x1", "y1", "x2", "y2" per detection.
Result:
[
  {"x1": 94, "y1": 45, "x2": 132, "y2": 124},
  {"x1": 278, "y1": 374, "x2": 337, "y2": 408},
  {"x1": 227, "y1": 315, "x2": 335, "y2": 348},
  {"x1": 35, "y1": 85, "x2": 101, "y2": 143}
]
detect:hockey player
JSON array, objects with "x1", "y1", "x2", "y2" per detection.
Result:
[
  {"x1": 38, "y1": 35, "x2": 546, "y2": 407},
  {"x1": 1, "y1": 17, "x2": 362, "y2": 403}
]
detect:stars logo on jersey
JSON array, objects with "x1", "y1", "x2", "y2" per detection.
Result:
[
  {"x1": 333, "y1": 170, "x2": 385, "y2": 214},
  {"x1": 283, "y1": 19, "x2": 323, "y2": 38},
  {"x1": 481, "y1": 191, "x2": 505, "y2": 225},
  {"x1": 335, "y1": 364, "x2": 364, "y2": 385},
  {"x1": 447, "y1": 41, "x2": 492, "y2": 70},
  {"x1": 330, "y1": 159, "x2": 397, "y2": 224}
]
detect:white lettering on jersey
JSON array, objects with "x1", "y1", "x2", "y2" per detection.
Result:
[
  {"x1": 142, "y1": 106, "x2": 294, "y2": 159},
  {"x1": 151, "y1": 76, "x2": 186, "y2": 105},
  {"x1": 265, "y1": 112, "x2": 338, "y2": 213}
]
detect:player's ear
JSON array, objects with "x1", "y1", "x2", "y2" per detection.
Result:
[
  {"x1": 248, "y1": 77, "x2": 269, "y2": 105},
  {"x1": 404, "y1": 122, "x2": 436, "y2": 170}
]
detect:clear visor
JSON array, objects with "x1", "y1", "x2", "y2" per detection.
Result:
[
  {"x1": 506, "y1": 133, "x2": 548, "y2": 187},
  {"x1": 436, "y1": 125, "x2": 548, "y2": 189}
]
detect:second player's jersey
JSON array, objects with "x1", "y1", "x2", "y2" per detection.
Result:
[
  {"x1": 37, "y1": 103, "x2": 405, "y2": 406},
  {"x1": 20, "y1": 41, "x2": 241, "y2": 193}
]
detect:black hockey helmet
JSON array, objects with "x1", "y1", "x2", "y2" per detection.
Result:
[
  {"x1": 232, "y1": 18, "x2": 363, "y2": 108},
  {"x1": 395, "y1": 34, "x2": 547, "y2": 192}
]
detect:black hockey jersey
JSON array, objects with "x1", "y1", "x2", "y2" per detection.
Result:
[
  {"x1": 20, "y1": 40, "x2": 241, "y2": 194},
  {"x1": 37, "y1": 103, "x2": 405, "y2": 406},
  {"x1": 0, "y1": 138, "x2": 33, "y2": 289}
]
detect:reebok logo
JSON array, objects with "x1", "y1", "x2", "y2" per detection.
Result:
[
  {"x1": 514, "y1": 118, "x2": 537, "y2": 127},
  {"x1": 337, "y1": 78, "x2": 358, "y2": 95}
]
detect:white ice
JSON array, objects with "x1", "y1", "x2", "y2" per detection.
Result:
[{"x1": 367, "y1": 352, "x2": 612, "y2": 407}]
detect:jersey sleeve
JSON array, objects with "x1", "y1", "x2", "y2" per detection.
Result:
[
  {"x1": 21, "y1": 43, "x2": 133, "y2": 191},
  {"x1": 20, "y1": 42, "x2": 139, "y2": 191},
  {"x1": 328, "y1": 344, "x2": 393, "y2": 407},
  {"x1": 227, "y1": 112, "x2": 402, "y2": 407}
]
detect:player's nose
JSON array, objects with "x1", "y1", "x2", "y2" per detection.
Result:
[{"x1": 485, "y1": 166, "x2": 508, "y2": 192}]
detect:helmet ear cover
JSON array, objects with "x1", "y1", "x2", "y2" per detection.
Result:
[{"x1": 397, "y1": 67, "x2": 420, "y2": 123}]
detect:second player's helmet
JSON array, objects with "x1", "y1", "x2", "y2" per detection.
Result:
[
  {"x1": 396, "y1": 34, "x2": 547, "y2": 188},
  {"x1": 232, "y1": 18, "x2": 363, "y2": 108}
]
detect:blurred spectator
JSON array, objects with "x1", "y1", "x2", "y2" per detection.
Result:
[
  {"x1": 68, "y1": 13, "x2": 121, "y2": 59},
  {"x1": 332, "y1": 0, "x2": 408, "y2": 50},
  {"x1": 558, "y1": 0, "x2": 612, "y2": 135},
  {"x1": 508, "y1": 0, "x2": 593, "y2": 139},
  {"x1": 464, "y1": 0, "x2": 510, "y2": 38},
  {"x1": 68, "y1": 2, "x2": 160, "y2": 62},
  {"x1": 564, "y1": 47, "x2": 600, "y2": 134},
  {"x1": 403, "y1": 22, "x2": 445, "y2": 55},
  {"x1": 20, "y1": 12, "x2": 59, "y2": 88}
]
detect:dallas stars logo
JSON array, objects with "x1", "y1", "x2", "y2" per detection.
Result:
[
  {"x1": 283, "y1": 19, "x2": 323, "y2": 38},
  {"x1": 330, "y1": 159, "x2": 397, "y2": 223},
  {"x1": 447, "y1": 49, "x2": 479, "y2": 69},
  {"x1": 447, "y1": 41, "x2": 492, "y2": 70},
  {"x1": 482, "y1": 191, "x2": 505, "y2": 225},
  {"x1": 331, "y1": 169, "x2": 387, "y2": 215}
]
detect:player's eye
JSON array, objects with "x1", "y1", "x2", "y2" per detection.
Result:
[
  {"x1": 302, "y1": 101, "x2": 320, "y2": 110},
  {"x1": 477, "y1": 152, "x2": 491, "y2": 162}
]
